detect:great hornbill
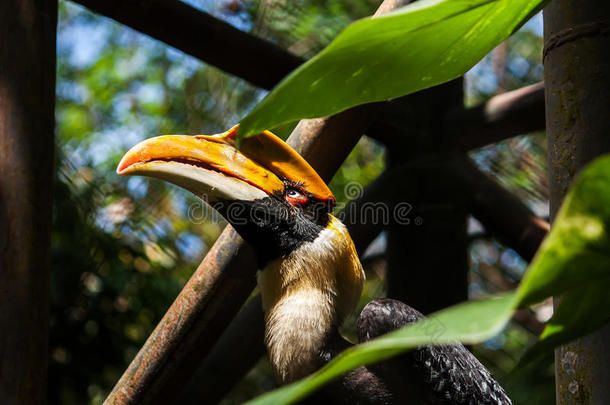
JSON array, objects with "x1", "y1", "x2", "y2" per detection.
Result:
[{"x1": 117, "y1": 126, "x2": 512, "y2": 404}]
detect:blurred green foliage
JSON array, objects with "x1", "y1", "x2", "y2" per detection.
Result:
[
  {"x1": 52, "y1": 1, "x2": 552, "y2": 404},
  {"x1": 50, "y1": 159, "x2": 187, "y2": 404}
]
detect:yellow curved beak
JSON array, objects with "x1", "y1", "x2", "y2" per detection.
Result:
[
  {"x1": 117, "y1": 134, "x2": 284, "y2": 201},
  {"x1": 117, "y1": 126, "x2": 335, "y2": 205}
]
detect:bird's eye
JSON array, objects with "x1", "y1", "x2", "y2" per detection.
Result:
[
  {"x1": 287, "y1": 189, "x2": 303, "y2": 199},
  {"x1": 286, "y1": 188, "x2": 308, "y2": 205}
]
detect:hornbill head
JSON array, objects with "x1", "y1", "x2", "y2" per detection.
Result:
[
  {"x1": 118, "y1": 125, "x2": 364, "y2": 383},
  {"x1": 117, "y1": 125, "x2": 335, "y2": 264}
]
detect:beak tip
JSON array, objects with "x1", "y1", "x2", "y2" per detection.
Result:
[{"x1": 116, "y1": 155, "x2": 133, "y2": 176}]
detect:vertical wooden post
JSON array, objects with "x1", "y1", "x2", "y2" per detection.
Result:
[
  {"x1": 544, "y1": 1, "x2": 610, "y2": 403},
  {"x1": 0, "y1": 0, "x2": 57, "y2": 403},
  {"x1": 385, "y1": 79, "x2": 469, "y2": 314}
]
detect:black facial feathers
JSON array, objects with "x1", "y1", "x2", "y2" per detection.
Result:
[{"x1": 212, "y1": 181, "x2": 332, "y2": 267}]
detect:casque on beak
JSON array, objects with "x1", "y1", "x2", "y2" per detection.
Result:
[{"x1": 117, "y1": 125, "x2": 335, "y2": 207}]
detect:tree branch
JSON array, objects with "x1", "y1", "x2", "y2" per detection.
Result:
[
  {"x1": 70, "y1": 0, "x2": 304, "y2": 90},
  {"x1": 451, "y1": 82, "x2": 546, "y2": 151},
  {"x1": 453, "y1": 155, "x2": 549, "y2": 262}
]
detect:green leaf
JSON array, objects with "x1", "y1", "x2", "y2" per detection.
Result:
[
  {"x1": 245, "y1": 293, "x2": 518, "y2": 405},
  {"x1": 246, "y1": 155, "x2": 610, "y2": 404},
  {"x1": 518, "y1": 280, "x2": 610, "y2": 366},
  {"x1": 517, "y1": 156, "x2": 610, "y2": 307},
  {"x1": 238, "y1": 0, "x2": 547, "y2": 139},
  {"x1": 515, "y1": 155, "x2": 610, "y2": 361}
]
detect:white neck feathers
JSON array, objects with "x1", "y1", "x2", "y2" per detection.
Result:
[{"x1": 257, "y1": 215, "x2": 364, "y2": 384}]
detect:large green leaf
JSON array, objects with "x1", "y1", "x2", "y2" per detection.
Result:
[
  {"x1": 245, "y1": 155, "x2": 610, "y2": 405},
  {"x1": 513, "y1": 156, "x2": 610, "y2": 363},
  {"x1": 518, "y1": 281, "x2": 610, "y2": 366},
  {"x1": 238, "y1": 0, "x2": 549, "y2": 139},
  {"x1": 246, "y1": 293, "x2": 518, "y2": 405},
  {"x1": 517, "y1": 156, "x2": 610, "y2": 307}
]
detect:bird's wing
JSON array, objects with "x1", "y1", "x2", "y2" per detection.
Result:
[{"x1": 358, "y1": 298, "x2": 512, "y2": 405}]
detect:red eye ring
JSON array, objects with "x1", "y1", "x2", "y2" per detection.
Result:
[{"x1": 286, "y1": 189, "x2": 308, "y2": 205}]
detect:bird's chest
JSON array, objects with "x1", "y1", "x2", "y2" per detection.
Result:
[
  {"x1": 259, "y1": 284, "x2": 335, "y2": 383},
  {"x1": 255, "y1": 221, "x2": 364, "y2": 384}
]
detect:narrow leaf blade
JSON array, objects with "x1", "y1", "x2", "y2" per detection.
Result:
[{"x1": 238, "y1": 0, "x2": 546, "y2": 139}]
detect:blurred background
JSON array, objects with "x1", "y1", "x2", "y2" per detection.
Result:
[{"x1": 51, "y1": 1, "x2": 552, "y2": 403}]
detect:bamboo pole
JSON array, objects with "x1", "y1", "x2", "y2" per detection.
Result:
[{"x1": 544, "y1": 1, "x2": 610, "y2": 402}]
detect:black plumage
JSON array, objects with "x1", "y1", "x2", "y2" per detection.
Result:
[{"x1": 353, "y1": 299, "x2": 512, "y2": 405}]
